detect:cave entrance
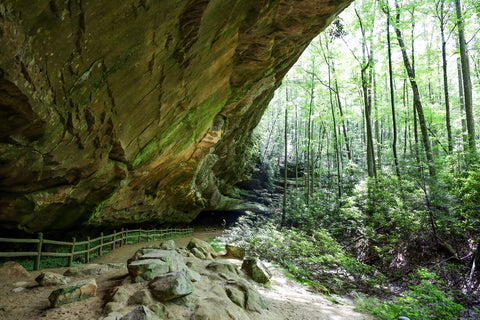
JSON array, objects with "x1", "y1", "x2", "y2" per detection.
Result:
[{"x1": 191, "y1": 210, "x2": 246, "y2": 229}]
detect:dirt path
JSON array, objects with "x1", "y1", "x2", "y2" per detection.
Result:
[
  {"x1": 0, "y1": 229, "x2": 371, "y2": 320},
  {"x1": 92, "y1": 228, "x2": 223, "y2": 264}
]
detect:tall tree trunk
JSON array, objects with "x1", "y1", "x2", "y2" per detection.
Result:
[
  {"x1": 457, "y1": 56, "x2": 468, "y2": 149},
  {"x1": 356, "y1": 8, "x2": 377, "y2": 180},
  {"x1": 335, "y1": 78, "x2": 352, "y2": 163},
  {"x1": 437, "y1": 0, "x2": 453, "y2": 153},
  {"x1": 374, "y1": 68, "x2": 381, "y2": 172},
  {"x1": 386, "y1": 5, "x2": 401, "y2": 177},
  {"x1": 305, "y1": 68, "x2": 315, "y2": 204},
  {"x1": 394, "y1": 4, "x2": 436, "y2": 177},
  {"x1": 282, "y1": 92, "x2": 288, "y2": 227},
  {"x1": 455, "y1": 0, "x2": 476, "y2": 153}
]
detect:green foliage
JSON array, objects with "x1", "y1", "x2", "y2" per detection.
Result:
[
  {"x1": 440, "y1": 154, "x2": 480, "y2": 233},
  {"x1": 221, "y1": 212, "x2": 381, "y2": 294},
  {"x1": 357, "y1": 268, "x2": 464, "y2": 319}
]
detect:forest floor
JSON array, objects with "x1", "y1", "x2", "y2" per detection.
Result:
[{"x1": 0, "y1": 227, "x2": 371, "y2": 320}]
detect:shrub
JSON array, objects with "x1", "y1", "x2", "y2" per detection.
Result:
[{"x1": 356, "y1": 268, "x2": 464, "y2": 319}]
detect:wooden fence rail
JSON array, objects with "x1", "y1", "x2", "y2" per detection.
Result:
[{"x1": 0, "y1": 228, "x2": 194, "y2": 270}]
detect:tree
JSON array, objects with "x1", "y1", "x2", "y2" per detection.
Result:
[
  {"x1": 436, "y1": 0, "x2": 453, "y2": 153},
  {"x1": 384, "y1": 2, "x2": 401, "y2": 177},
  {"x1": 393, "y1": 0, "x2": 436, "y2": 178},
  {"x1": 455, "y1": 0, "x2": 477, "y2": 153}
]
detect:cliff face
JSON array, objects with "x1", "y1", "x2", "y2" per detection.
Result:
[{"x1": 0, "y1": 0, "x2": 352, "y2": 232}]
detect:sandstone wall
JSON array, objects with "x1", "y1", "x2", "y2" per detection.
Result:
[{"x1": 0, "y1": 0, "x2": 352, "y2": 231}]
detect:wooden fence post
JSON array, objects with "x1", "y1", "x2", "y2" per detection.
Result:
[
  {"x1": 138, "y1": 228, "x2": 141, "y2": 243},
  {"x1": 34, "y1": 232, "x2": 43, "y2": 270},
  {"x1": 68, "y1": 237, "x2": 76, "y2": 267},
  {"x1": 121, "y1": 228, "x2": 125, "y2": 246},
  {"x1": 85, "y1": 236, "x2": 90, "y2": 263},
  {"x1": 113, "y1": 230, "x2": 116, "y2": 250},
  {"x1": 100, "y1": 232, "x2": 104, "y2": 255}
]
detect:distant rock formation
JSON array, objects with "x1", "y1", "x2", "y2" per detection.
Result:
[{"x1": 0, "y1": 0, "x2": 352, "y2": 231}]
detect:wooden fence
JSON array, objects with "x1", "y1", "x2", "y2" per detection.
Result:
[{"x1": 0, "y1": 228, "x2": 194, "y2": 270}]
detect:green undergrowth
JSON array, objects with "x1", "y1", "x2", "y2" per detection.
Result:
[
  {"x1": 355, "y1": 268, "x2": 466, "y2": 319},
  {"x1": 219, "y1": 212, "x2": 381, "y2": 295},
  {"x1": 219, "y1": 212, "x2": 468, "y2": 319}
]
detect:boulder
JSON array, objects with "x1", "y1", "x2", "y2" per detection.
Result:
[
  {"x1": 128, "y1": 249, "x2": 199, "y2": 283},
  {"x1": 110, "y1": 287, "x2": 131, "y2": 304},
  {"x1": 206, "y1": 261, "x2": 241, "y2": 279},
  {"x1": 225, "y1": 279, "x2": 268, "y2": 312},
  {"x1": 35, "y1": 271, "x2": 70, "y2": 286},
  {"x1": 140, "y1": 250, "x2": 185, "y2": 272},
  {"x1": 128, "y1": 259, "x2": 169, "y2": 282},
  {"x1": 64, "y1": 263, "x2": 125, "y2": 277},
  {"x1": 187, "y1": 238, "x2": 217, "y2": 260},
  {"x1": 241, "y1": 257, "x2": 272, "y2": 284},
  {"x1": 226, "y1": 244, "x2": 246, "y2": 259},
  {"x1": 128, "y1": 289, "x2": 154, "y2": 306},
  {"x1": 48, "y1": 278, "x2": 97, "y2": 307},
  {"x1": 148, "y1": 272, "x2": 194, "y2": 301},
  {"x1": 120, "y1": 305, "x2": 160, "y2": 320}
]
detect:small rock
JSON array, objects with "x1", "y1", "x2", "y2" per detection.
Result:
[
  {"x1": 398, "y1": 317, "x2": 410, "y2": 320},
  {"x1": 226, "y1": 244, "x2": 246, "y2": 259},
  {"x1": 13, "y1": 281, "x2": 32, "y2": 288},
  {"x1": 148, "y1": 303, "x2": 174, "y2": 319},
  {"x1": 104, "y1": 302, "x2": 123, "y2": 314},
  {"x1": 64, "y1": 263, "x2": 122, "y2": 277},
  {"x1": 48, "y1": 278, "x2": 97, "y2": 307},
  {"x1": 157, "y1": 240, "x2": 175, "y2": 250},
  {"x1": 186, "y1": 238, "x2": 217, "y2": 260},
  {"x1": 102, "y1": 312, "x2": 123, "y2": 320},
  {"x1": 241, "y1": 257, "x2": 272, "y2": 284},
  {"x1": 0, "y1": 261, "x2": 30, "y2": 279},
  {"x1": 148, "y1": 272, "x2": 194, "y2": 301},
  {"x1": 35, "y1": 271, "x2": 70, "y2": 286},
  {"x1": 110, "y1": 287, "x2": 131, "y2": 303},
  {"x1": 12, "y1": 287, "x2": 25, "y2": 293},
  {"x1": 120, "y1": 305, "x2": 160, "y2": 320},
  {"x1": 128, "y1": 289, "x2": 154, "y2": 306}
]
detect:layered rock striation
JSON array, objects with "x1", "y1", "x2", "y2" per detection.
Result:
[{"x1": 0, "y1": 0, "x2": 352, "y2": 231}]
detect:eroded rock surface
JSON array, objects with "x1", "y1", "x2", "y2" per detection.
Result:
[{"x1": 0, "y1": 0, "x2": 352, "y2": 231}]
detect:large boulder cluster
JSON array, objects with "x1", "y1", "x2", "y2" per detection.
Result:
[{"x1": 2, "y1": 238, "x2": 273, "y2": 319}]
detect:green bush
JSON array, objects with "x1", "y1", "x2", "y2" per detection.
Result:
[
  {"x1": 221, "y1": 213, "x2": 380, "y2": 294},
  {"x1": 357, "y1": 268, "x2": 464, "y2": 320}
]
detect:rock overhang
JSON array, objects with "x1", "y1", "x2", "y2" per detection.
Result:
[{"x1": 0, "y1": 0, "x2": 353, "y2": 232}]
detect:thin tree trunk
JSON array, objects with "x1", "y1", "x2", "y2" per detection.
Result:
[
  {"x1": 455, "y1": 0, "x2": 476, "y2": 153},
  {"x1": 356, "y1": 8, "x2": 377, "y2": 180},
  {"x1": 386, "y1": 5, "x2": 401, "y2": 177},
  {"x1": 335, "y1": 78, "x2": 352, "y2": 162},
  {"x1": 457, "y1": 57, "x2": 468, "y2": 149},
  {"x1": 394, "y1": 4, "x2": 436, "y2": 177},
  {"x1": 282, "y1": 91, "x2": 288, "y2": 227},
  {"x1": 437, "y1": 0, "x2": 453, "y2": 153}
]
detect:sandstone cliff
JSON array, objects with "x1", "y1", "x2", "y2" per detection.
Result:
[{"x1": 0, "y1": 0, "x2": 352, "y2": 232}]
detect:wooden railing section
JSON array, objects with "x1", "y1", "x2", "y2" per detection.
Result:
[{"x1": 0, "y1": 228, "x2": 194, "y2": 270}]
